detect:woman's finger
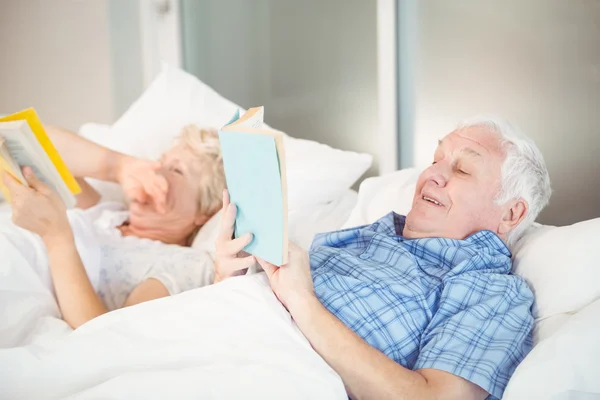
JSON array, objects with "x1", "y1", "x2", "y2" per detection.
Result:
[
  {"x1": 227, "y1": 255, "x2": 256, "y2": 272},
  {"x1": 22, "y1": 167, "x2": 52, "y2": 196},
  {"x1": 222, "y1": 189, "x2": 230, "y2": 211},
  {"x1": 131, "y1": 187, "x2": 148, "y2": 204},
  {"x1": 1, "y1": 171, "x2": 27, "y2": 197},
  {"x1": 223, "y1": 232, "x2": 253, "y2": 255},
  {"x1": 151, "y1": 173, "x2": 168, "y2": 195},
  {"x1": 148, "y1": 178, "x2": 168, "y2": 213},
  {"x1": 218, "y1": 202, "x2": 236, "y2": 240}
]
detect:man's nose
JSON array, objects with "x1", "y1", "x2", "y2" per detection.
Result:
[{"x1": 428, "y1": 163, "x2": 449, "y2": 187}]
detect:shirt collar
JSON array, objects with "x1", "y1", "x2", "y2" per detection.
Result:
[{"x1": 382, "y1": 212, "x2": 511, "y2": 258}]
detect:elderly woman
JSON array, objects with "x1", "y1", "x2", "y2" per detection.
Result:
[{"x1": 1, "y1": 125, "x2": 225, "y2": 329}]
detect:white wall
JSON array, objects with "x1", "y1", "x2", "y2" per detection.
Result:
[
  {"x1": 412, "y1": 0, "x2": 600, "y2": 225},
  {"x1": 0, "y1": 0, "x2": 114, "y2": 131}
]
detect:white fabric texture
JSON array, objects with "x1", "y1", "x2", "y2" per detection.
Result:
[
  {"x1": 341, "y1": 167, "x2": 420, "y2": 228},
  {"x1": 0, "y1": 202, "x2": 214, "y2": 348},
  {"x1": 503, "y1": 298, "x2": 600, "y2": 400},
  {"x1": 0, "y1": 273, "x2": 346, "y2": 400},
  {"x1": 88, "y1": 202, "x2": 214, "y2": 310},
  {"x1": 79, "y1": 64, "x2": 372, "y2": 209},
  {"x1": 288, "y1": 189, "x2": 358, "y2": 250},
  {"x1": 510, "y1": 218, "x2": 600, "y2": 320}
]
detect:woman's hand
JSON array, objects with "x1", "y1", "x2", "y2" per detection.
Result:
[
  {"x1": 213, "y1": 189, "x2": 256, "y2": 283},
  {"x1": 256, "y1": 242, "x2": 316, "y2": 312},
  {"x1": 2, "y1": 167, "x2": 72, "y2": 247},
  {"x1": 117, "y1": 156, "x2": 168, "y2": 213}
]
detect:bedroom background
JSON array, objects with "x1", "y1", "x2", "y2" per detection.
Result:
[{"x1": 0, "y1": 0, "x2": 598, "y2": 226}]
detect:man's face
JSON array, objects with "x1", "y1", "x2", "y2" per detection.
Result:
[{"x1": 404, "y1": 126, "x2": 507, "y2": 240}]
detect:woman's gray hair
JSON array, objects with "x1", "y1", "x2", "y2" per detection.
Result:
[{"x1": 457, "y1": 116, "x2": 552, "y2": 248}]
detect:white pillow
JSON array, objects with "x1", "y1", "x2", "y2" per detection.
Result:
[
  {"x1": 342, "y1": 167, "x2": 420, "y2": 228},
  {"x1": 344, "y1": 168, "x2": 600, "y2": 321},
  {"x1": 511, "y1": 218, "x2": 600, "y2": 320},
  {"x1": 289, "y1": 189, "x2": 358, "y2": 250},
  {"x1": 190, "y1": 189, "x2": 358, "y2": 252},
  {"x1": 503, "y1": 298, "x2": 600, "y2": 400},
  {"x1": 86, "y1": 64, "x2": 371, "y2": 209}
]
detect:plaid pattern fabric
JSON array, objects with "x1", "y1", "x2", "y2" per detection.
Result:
[{"x1": 310, "y1": 212, "x2": 534, "y2": 400}]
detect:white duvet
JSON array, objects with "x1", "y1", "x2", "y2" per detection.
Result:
[
  {"x1": 0, "y1": 243, "x2": 345, "y2": 400},
  {"x1": 0, "y1": 186, "x2": 353, "y2": 400}
]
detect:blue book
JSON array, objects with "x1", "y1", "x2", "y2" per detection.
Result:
[{"x1": 219, "y1": 107, "x2": 288, "y2": 266}]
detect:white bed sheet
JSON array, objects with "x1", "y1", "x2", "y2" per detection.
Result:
[
  {"x1": 0, "y1": 273, "x2": 345, "y2": 400},
  {"x1": 0, "y1": 192, "x2": 354, "y2": 399}
]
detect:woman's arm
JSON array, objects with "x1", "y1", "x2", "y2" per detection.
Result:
[
  {"x1": 44, "y1": 125, "x2": 130, "y2": 182},
  {"x1": 74, "y1": 177, "x2": 102, "y2": 210},
  {"x1": 45, "y1": 232, "x2": 108, "y2": 329},
  {"x1": 123, "y1": 278, "x2": 170, "y2": 307},
  {"x1": 44, "y1": 125, "x2": 168, "y2": 212},
  {"x1": 2, "y1": 168, "x2": 108, "y2": 329},
  {"x1": 45, "y1": 125, "x2": 129, "y2": 209}
]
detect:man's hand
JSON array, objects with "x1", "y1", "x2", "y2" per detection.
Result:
[
  {"x1": 2, "y1": 167, "x2": 72, "y2": 247},
  {"x1": 117, "y1": 157, "x2": 168, "y2": 213},
  {"x1": 213, "y1": 189, "x2": 256, "y2": 283},
  {"x1": 256, "y1": 242, "x2": 316, "y2": 311}
]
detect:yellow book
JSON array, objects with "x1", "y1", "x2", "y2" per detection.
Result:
[{"x1": 0, "y1": 108, "x2": 80, "y2": 207}]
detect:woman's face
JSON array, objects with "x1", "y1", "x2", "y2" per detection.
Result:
[{"x1": 128, "y1": 144, "x2": 207, "y2": 235}]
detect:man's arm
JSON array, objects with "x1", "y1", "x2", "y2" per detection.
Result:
[
  {"x1": 287, "y1": 294, "x2": 487, "y2": 400},
  {"x1": 257, "y1": 245, "x2": 487, "y2": 400}
]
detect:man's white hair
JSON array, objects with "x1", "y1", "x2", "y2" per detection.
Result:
[{"x1": 457, "y1": 116, "x2": 551, "y2": 248}]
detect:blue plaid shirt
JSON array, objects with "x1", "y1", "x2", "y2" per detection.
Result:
[{"x1": 310, "y1": 213, "x2": 534, "y2": 400}]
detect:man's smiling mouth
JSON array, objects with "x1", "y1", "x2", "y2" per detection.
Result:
[{"x1": 422, "y1": 195, "x2": 443, "y2": 206}]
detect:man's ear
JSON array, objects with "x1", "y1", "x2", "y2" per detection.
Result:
[{"x1": 498, "y1": 199, "x2": 528, "y2": 236}]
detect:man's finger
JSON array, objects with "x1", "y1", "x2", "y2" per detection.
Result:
[{"x1": 256, "y1": 257, "x2": 277, "y2": 278}]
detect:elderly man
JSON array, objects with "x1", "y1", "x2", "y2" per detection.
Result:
[{"x1": 215, "y1": 117, "x2": 551, "y2": 400}]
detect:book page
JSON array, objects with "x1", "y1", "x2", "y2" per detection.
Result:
[
  {"x1": 0, "y1": 139, "x2": 25, "y2": 183},
  {"x1": 0, "y1": 131, "x2": 54, "y2": 189},
  {"x1": 232, "y1": 107, "x2": 264, "y2": 129},
  {"x1": 0, "y1": 121, "x2": 75, "y2": 208},
  {"x1": 0, "y1": 108, "x2": 80, "y2": 199}
]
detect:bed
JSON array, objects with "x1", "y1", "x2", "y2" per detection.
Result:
[{"x1": 0, "y1": 66, "x2": 598, "y2": 399}]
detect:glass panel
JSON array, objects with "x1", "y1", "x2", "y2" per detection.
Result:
[{"x1": 180, "y1": 0, "x2": 378, "y2": 175}]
